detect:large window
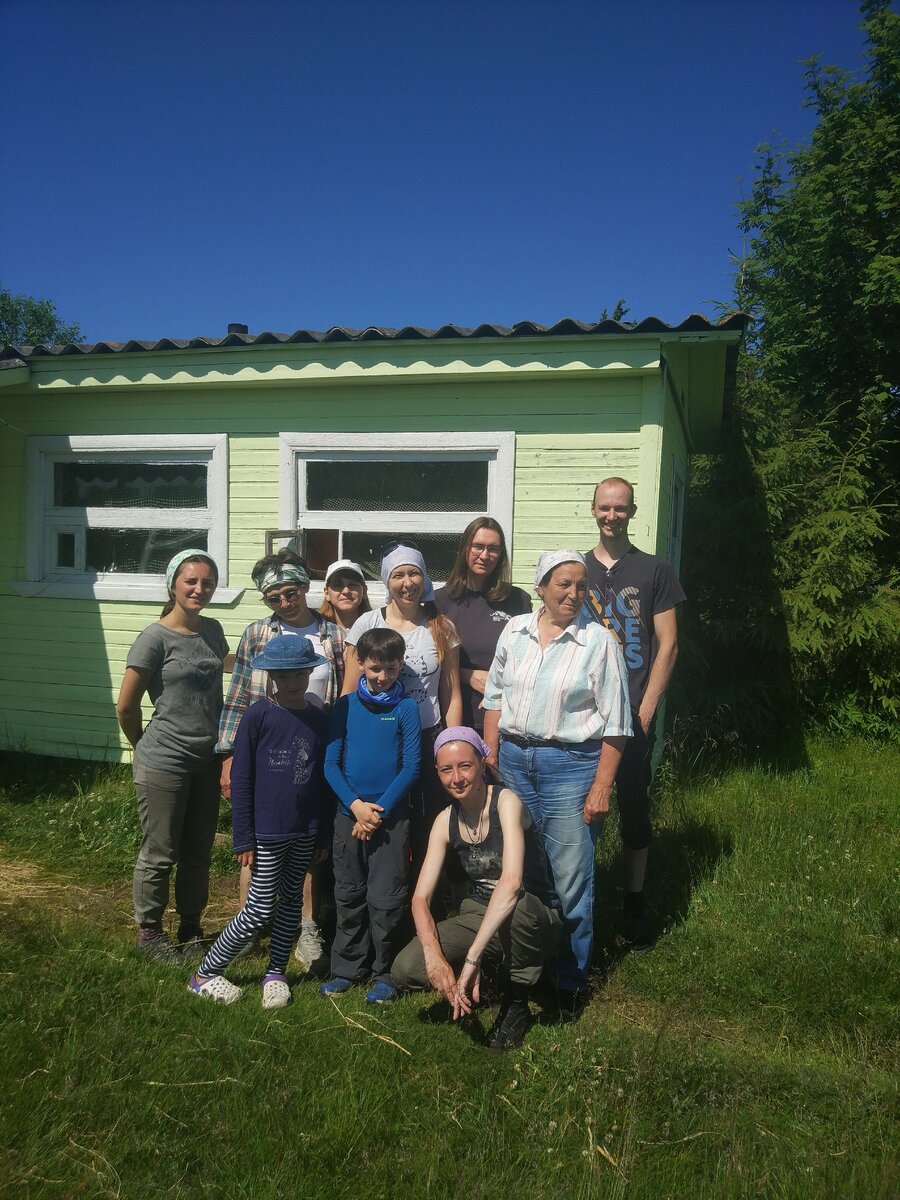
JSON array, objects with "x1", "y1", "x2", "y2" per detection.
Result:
[
  {"x1": 279, "y1": 432, "x2": 515, "y2": 585},
  {"x1": 19, "y1": 435, "x2": 230, "y2": 600}
]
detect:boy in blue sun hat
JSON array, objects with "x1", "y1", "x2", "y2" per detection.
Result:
[{"x1": 188, "y1": 635, "x2": 330, "y2": 1008}]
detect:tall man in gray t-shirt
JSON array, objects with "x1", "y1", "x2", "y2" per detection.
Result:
[{"x1": 583, "y1": 477, "x2": 685, "y2": 951}]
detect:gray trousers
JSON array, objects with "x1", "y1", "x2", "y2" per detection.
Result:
[
  {"x1": 331, "y1": 811, "x2": 410, "y2": 983},
  {"x1": 132, "y1": 759, "x2": 221, "y2": 927},
  {"x1": 391, "y1": 892, "x2": 563, "y2": 989}
]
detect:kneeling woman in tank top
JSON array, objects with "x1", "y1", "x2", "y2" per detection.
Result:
[{"x1": 391, "y1": 726, "x2": 562, "y2": 1050}]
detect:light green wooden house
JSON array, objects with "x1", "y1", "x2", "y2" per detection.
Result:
[{"x1": 0, "y1": 314, "x2": 746, "y2": 762}]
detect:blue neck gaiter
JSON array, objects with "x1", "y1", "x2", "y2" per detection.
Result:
[{"x1": 356, "y1": 674, "x2": 406, "y2": 710}]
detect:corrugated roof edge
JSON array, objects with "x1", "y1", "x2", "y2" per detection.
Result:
[{"x1": 0, "y1": 312, "x2": 748, "y2": 360}]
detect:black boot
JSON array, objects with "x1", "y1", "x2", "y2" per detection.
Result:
[{"x1": 486, "y1": 982, "x2": 531, "y2": 1051}]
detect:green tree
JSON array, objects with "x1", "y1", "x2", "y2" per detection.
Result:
[
  {"x1": 598, "y1": 299, "x2": 630, "y2": 322},
  {"x1": 0, "y1": 286, "x2": 81, "y2": 346},
  {"x1": 739, "y1": 1, "x2": 899, "y2": 442},
  {"x1": 678, "y1": 2, "x2": 900, "y2": 754}
]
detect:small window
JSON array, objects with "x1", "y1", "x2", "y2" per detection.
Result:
[
  {"x1": 55, "y1": 531, "x2": 76, "y2": 569},
  {"x1": 24, "y1": 435, "x2": 228, "y2": 598},
  {"x1": 279, "y1": 432, "x2": 514, "y2": 586}
]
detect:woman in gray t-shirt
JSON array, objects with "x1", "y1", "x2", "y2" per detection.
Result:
[{"x1": 117, "y1": 550, "x2": 228, "y2": 964}]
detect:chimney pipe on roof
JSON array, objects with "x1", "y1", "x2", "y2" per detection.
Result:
[{"x1": 227, "y1": 323, "x2": 249, "y2": 335}]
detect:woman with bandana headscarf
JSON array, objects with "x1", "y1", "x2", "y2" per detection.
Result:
[
  {"x1": 117, "y1": 550, "x2": 228, "y2": 965},
  {"x1": 342, "y1": 542, "x2": 462, "y2": 876},
  {"x1": 391, "y1": 727, "x2": 562, "y2": 1050}
]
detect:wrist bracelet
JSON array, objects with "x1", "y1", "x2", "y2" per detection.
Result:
[{"x1": 464, "y1": 956, "x2": 479, "y2": 968}]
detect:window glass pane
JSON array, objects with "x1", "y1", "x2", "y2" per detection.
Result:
[
  {"x1": 54, "y1": 462, "x2": 207, "y2": 508},
  {"x1": 56, "y1": 532, "x2": 76, "y2": 568},
  {"x1": 85, "y1": 529, "x2": 207, "y2": 574},
  {"x1": 342, "y1": 531, "x2": 460, "y2": 581},
  {"x1": 307, "y1": 459, "x2": 488, "y2": 513}
]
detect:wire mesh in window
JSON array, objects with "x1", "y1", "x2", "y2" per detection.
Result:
[
  {"x1": 306, "y1": 459, "x2": 488, "y2": 513},
  {"x1": 54, "y1": 462, "x2": 208, "y2": 508},
  {"x1": 342, "y1": 532, "x2": 460, "y2": 582},
  {"x1": 85, "y1": 529, "x2": 208, "y2": 574}
]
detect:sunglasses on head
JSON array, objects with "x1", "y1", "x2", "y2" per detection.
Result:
[{"x1": 382, "y1": 539, "x2": 420, "y2": 555}]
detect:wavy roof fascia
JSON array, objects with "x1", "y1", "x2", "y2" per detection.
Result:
[{"x1": 0, "y1": 313, "x2": 749, "y2": 362}]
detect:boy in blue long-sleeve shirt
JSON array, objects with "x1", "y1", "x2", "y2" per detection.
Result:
[{"x1": 322, "y1": 627, "x2": 421, "y2": 1003}]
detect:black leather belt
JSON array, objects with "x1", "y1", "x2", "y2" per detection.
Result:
[{"x1": 502, "y1": 733, "x2": 601, "y2": 751}]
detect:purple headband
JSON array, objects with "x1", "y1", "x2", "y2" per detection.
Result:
[{"x1": 433, "y1": 726, "x2": 491, "y2": 759}]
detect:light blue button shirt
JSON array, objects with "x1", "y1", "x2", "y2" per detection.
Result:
[{"x1": 483, "y1": 608, "x2": 633, "y2": 743}]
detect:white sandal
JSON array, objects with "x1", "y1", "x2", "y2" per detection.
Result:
[
  {"x1": 262, "y1": 976, "x2": 292, "y2": 1010},
  {"x1": 188, "y1": 974, "x2": 242, "y2": 1005}
]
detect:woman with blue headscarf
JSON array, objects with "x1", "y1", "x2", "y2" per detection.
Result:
[
  {"x1": 342, "y1": 542, "x2": 462, "y2": 872},
  {"x1": 117, "y1": 549, "x2": 228, "y2": 965}
]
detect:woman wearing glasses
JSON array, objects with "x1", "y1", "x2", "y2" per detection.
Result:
[
  {"x1": 434, "y1": 518, "x2": 532, "y2": 733},
  {"x1": 216, "y1": 547, "x2": 346, "y2": 970},
  {"x1": 342, "y1": 542, "x2": 463, "y2": 873}
]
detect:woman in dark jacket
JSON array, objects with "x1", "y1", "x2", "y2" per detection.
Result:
[{"x1": 433, "y1": 518, "x2": 531, "y2": 731}]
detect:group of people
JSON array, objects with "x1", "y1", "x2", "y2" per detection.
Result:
[{"x1": 117, "y1": 477, "x2": 684, "y2": 1049}]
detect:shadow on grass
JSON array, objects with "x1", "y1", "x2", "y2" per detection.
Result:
[
  {"x1": 592, "y1": 813, "x2": 734, "y2": 981},
  {"x1": 417, "y1": 998, "x2": 488, "y2": 1046},
  {"x1": 0, "y1": 749, "x2": 127, "y2": 803}
]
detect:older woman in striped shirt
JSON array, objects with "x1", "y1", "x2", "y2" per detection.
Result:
[{"x1": 482, "y1": 550, "x2": 632, "y2": 1013}]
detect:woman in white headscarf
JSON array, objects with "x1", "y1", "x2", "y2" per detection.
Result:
[
  {"x1": 343, "y1": 541, "x2": 462, "y2": 872},
  {"x1": 482, "y1": 550, "x2": 632, "y2": 1015}
]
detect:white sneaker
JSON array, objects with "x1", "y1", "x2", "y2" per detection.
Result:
[
  {"x1": 262, "y1": 976, "x2": 292, "y2": 1010},
  {"x1": 188, "y1": 974, "x2": 242, "y2": 1005},
  {"x1": 293, "y1": 924, "x2": 325, "y2": 971}
]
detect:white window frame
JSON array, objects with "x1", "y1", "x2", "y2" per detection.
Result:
[
  {"x1": 279, "y1": 431, "x2": 515, "y2": 605},
  {"x1": 13, "y1": 434, "x2": 240, "y2": 602}
]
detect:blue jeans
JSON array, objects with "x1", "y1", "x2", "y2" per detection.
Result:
[{"x1": 499, "y1": 739, "x2": 601, "y2": 991}]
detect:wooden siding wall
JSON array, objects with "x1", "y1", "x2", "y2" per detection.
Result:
[{"x1": 0, "y1": 371, "x2": 663, "y2": 762}]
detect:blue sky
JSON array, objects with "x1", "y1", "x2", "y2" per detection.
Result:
[{"x1": 1, "y1": 0, "x2": 870, "y2": 343}]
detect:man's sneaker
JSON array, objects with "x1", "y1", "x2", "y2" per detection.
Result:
[
  {"x1": 319, "y1": 976, "x2": 354, "y2": 996},
  {"x1": 261, "y1": 973, "x2": 292, "y2": 1010},
  {"x1": 624, "y1": 912, "x2": 654, "y2": 955},
  {"x1": 365, "y1": 981, "x2": 398, "y2": 1004},
  {"x1": 486, "y1": 997, "x2": 531, "y2": 1051},
  {"x1": 136, "y1": 930, "x2": 184, "y2": 966},
  {"x1": 187, "y1": 973, "x2": 243, "y2": 1004},
  {"x1": 294, "y1": 923, "x2": 325, "y2": 972}
]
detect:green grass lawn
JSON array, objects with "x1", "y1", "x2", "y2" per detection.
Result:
[{"x1": 1, "y1": 739, "x2": 897, "y2": 1199}]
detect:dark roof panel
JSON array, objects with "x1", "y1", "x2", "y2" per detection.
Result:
[{"x1": 0, "y1": 313, "x2": 748, "y2": 361}]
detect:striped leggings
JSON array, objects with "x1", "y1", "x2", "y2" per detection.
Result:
[{"x1": 198, "y1": 836, "x2": 316, "y2": 977}]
